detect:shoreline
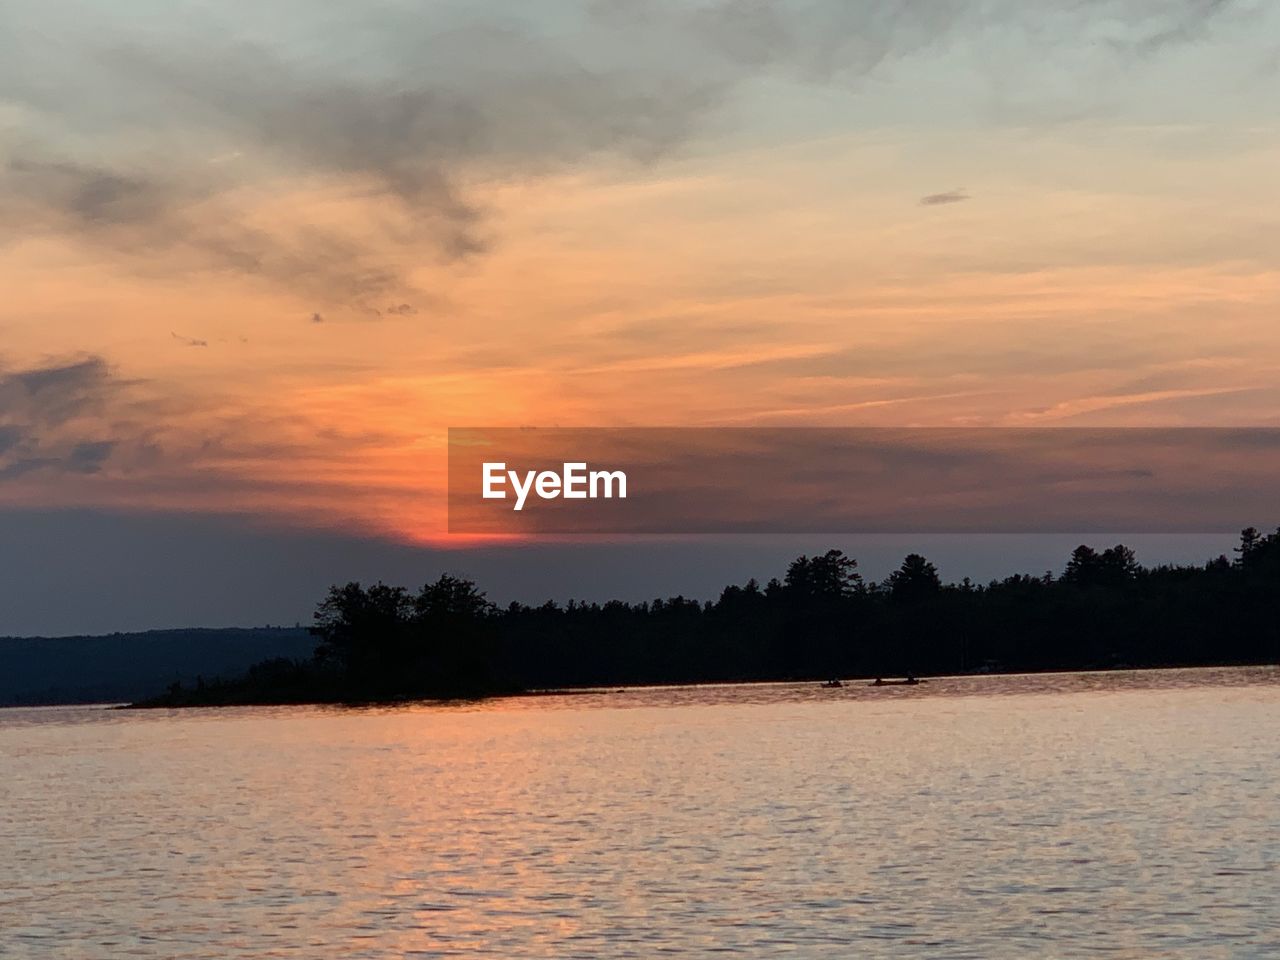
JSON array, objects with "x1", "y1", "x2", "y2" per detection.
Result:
[{"x1": 117, "y1": 660, "x2": 1280, "y2": 711}]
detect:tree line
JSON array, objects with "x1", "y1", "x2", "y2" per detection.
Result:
[{"x1": 137, "y1": 527, "x2": 1280, "y2": 706}]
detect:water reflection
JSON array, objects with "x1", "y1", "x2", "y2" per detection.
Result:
[{"x1": 2, "y1": 668, "x2": 1277, "y2": 958}]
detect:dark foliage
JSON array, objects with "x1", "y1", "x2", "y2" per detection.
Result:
[{"x1": 135, "y1": 528, "x2": 1280, "y2": 706}]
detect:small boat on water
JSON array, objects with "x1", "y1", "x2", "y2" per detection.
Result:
[
  {"x1": 870, "y1": 676, "x2": 923, "y2": 686},
  {"x1": 820, "y1": 679, "x2": 843, "y2": 688}
]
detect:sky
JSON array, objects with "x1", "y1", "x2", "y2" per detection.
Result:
[{"x1": 2, "y1": 1, "x2": 1278, "y2": 633}]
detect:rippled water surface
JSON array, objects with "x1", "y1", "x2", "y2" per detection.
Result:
[{"x1": 3, "y1": 668, "x2": 1278, "y2": 958}]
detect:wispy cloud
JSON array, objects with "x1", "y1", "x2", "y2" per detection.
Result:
[
  {"x1": 919, "y1": 188, "x2": 970, "y2": 206},
  {"x1": 1011, "y1": 386, "x2": 1257, "y2": 423},
  {"x1": 0, "y1": 0, "x2": 1243, "y2": 313}
]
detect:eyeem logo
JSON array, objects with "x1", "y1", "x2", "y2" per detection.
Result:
[{"x1": 482, "y1": 462, "x2": 627, "y2": 511}]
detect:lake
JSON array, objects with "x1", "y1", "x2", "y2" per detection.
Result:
[{"x1": 2, "y1": 668, "x2": 1278, "y2": 958}]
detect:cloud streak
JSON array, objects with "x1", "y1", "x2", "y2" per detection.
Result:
[{"x1": 920, "y1": 189, "x2": 970, "y2": 206}]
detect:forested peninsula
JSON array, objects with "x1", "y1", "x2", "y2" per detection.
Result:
[{"x1": 134, "y1": 527, "x2": 1280, "y2": 707}]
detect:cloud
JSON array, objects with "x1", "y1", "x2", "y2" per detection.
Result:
[
  {"x1": 919, "y1": 189, "x2": 970, "y2": 206},
  {"x1": 66, "y1": 440, "x2": 116, "y2": 474},
  {"x1": 0, "y1": 424, "x2": 23, "y2": 456},
  {"x1": 594, "y1": 0, "x2": 1242, "y2": 78},
  {"x1": 5, "y1": 158, "x2": 171, "y2": 226},
  {"x1": 1126, "y1": 0, "x2": 1236, "y2": 54},
  {"x1": 0, "y1": 357, "x2": 127, "y2": 481},
  {"x1": 2, "y1": 156, "x2": 410, "y2": 305},
  {"x1": 0, "y1": 355, "x2": 287, "y2": 496},
  {"x1": 0, "y1": 357, "x2": 116, "y2": 427},
  {"x1": 0, "y1": 7, "x2": 720, "y2": 310},
  {"x1": 0, "y1": 0, "x2": 1243, "y2": 313}
]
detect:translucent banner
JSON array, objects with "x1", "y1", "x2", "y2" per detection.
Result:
[{"x1": 448, "y1": 428, "x2": 1280, "y2": 534}]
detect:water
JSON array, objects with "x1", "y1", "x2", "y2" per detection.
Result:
[{"x1": 2, "y1": 668, "x2": 1278, "y2": 958}]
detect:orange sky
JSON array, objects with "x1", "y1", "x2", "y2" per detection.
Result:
[{"x1": 2, "y1": 1, "x2": 1279, "y2": 544}]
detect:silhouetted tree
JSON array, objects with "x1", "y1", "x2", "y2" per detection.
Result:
[
  {"x1": 784, "y1": 550, "x2": 862, "y2": 599},
  {"x1": 138, "y1": 530, "x2": 1280, "y2": 707},
  {"x1": 1063, "y1": 544, "x2": 1139, "y2": 588},
  {"x1": 888, "y1": 554, "x2": 941, "y2": 603},
  {"x1": 1237, "y1": 527, "x2": 1261, "y2": 558},
  {"x1": 313, "y1": 582, "x2": 413, "y2": 684}
]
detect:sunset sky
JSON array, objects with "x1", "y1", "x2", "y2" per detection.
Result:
[{"x1": 2, "y1": 1, "x2": 1279, "y2": 632}]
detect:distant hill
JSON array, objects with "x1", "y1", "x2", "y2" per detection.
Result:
[{"x1": 0, "y1": 627, "x2": 316, "y2": 706}]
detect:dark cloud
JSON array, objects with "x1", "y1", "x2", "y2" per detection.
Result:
[
  {"x1": 66, "y1": 440, "x2": 116, "y2": 473},
  {"x1": 0, "y1": 458, "x2": 60, "y2": 481},
  {"x1": 114, "y1": 36, "x2": 709, "y2": 206},
  {"x1": 5, "y1": 159, "x2": 171, "y2": 226},
  {"x1": 0, "y1": 424, "x2": 24, "y2": 455},
  {"x1": 0, "y1": 357, "x2": 115, "y2": 427},
  {"x1": 0, "y1": 357, "x2": 125, "y2": 481},
  {"x1": 0, "y1": 7, "x2": 722, "y2": 310},
  {"x1": 2, "y1": 156, "x2": 409, "y2": 305},
  {"x1": 919, "y1": 189, "x2": 970, "y2": 206}
]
